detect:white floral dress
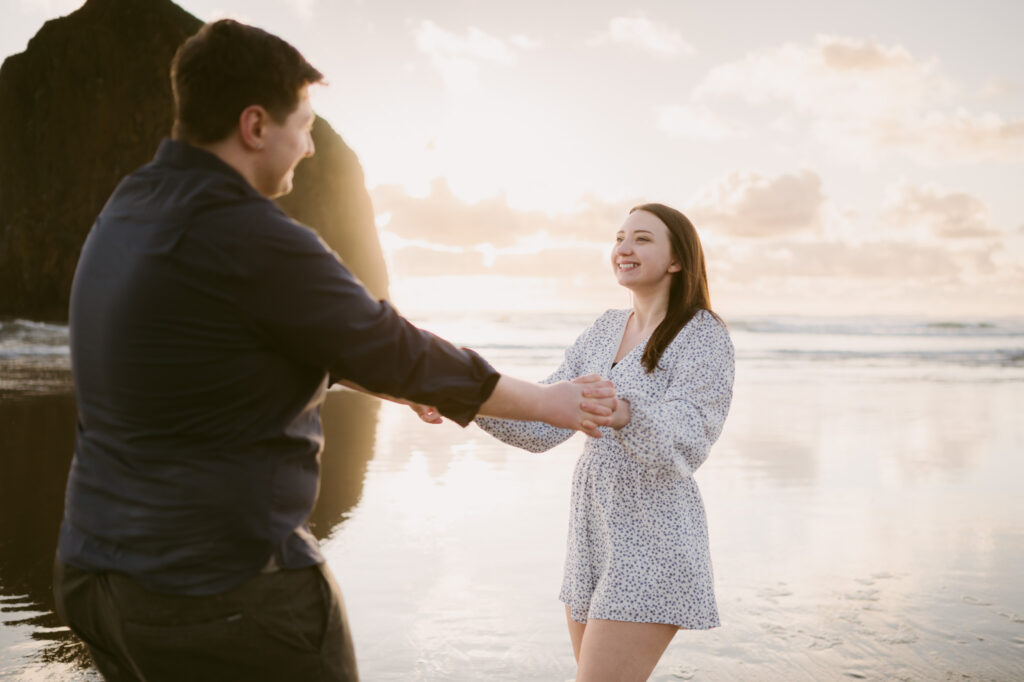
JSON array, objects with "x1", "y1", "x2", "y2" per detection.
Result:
[{"x1": 476, "y1": 308, "x2": 734, "y2": 629}]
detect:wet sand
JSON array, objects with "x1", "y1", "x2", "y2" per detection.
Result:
[
  {"x1": 325, "y1": 358, "x2": 1024, "y2": 681},
  {"x1": 2, "y1": 317, "x2": 1022, "y2": 680}
]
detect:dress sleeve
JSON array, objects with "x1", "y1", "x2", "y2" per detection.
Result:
[
  {"x1": 612, "y1": 312, "x2": 734, "y2": 475},
  {"x1": 474, "y1": 316, "x2": 600, "y2": 453}
]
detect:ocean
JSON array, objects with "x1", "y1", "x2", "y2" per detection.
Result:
[{"x1": 1, "y1": 311, "x2": 1022, "y2": 680}]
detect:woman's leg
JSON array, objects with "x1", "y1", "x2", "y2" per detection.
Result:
[
  {"x1": 564, "y1": 605, "x2": 586, "y2": 663},
  {"x1": 575, "y1": 618, "x2": 678, "y2": 682}
]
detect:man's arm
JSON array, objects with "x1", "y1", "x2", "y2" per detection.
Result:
[
  {"x1": 339, "y1": 374, "x2": 618, "y2": 438},
  {"x1": 477, "y1": 374, "x2": 616, "y2": 438}
]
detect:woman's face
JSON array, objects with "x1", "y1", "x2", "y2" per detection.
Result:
[{"x1": 610, "y1": 210, "x2": 681, "y2": 292}]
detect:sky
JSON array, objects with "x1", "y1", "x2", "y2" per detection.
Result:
[{"x1": 4, "y1": 0, "x2": 1024, "y2": 317}]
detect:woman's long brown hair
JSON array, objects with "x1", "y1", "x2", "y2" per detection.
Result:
[{"x1": 631, "y1": 203, "x2": 719, "y2": 373}]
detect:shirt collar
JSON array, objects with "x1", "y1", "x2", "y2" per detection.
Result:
[{"x1": 154, "y1": 138, "x2": 259, "y2": 196}]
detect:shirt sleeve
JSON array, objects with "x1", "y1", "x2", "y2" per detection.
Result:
[
  {"x1": 612, "y1": 312, "x2": 735, "y2": 475},
  {"x1": 474, "y1": 316, "x2": 598, "y2": 453},
  {"x1": 233, "y1": 209, "x2": 499, "y2": 426}
]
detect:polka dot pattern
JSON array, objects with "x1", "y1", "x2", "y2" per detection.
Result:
[{"x1": 476, "y1": 308, "x2": 735, "y2": 629}]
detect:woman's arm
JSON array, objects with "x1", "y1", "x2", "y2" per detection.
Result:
[
  {"x1": 612, "y1": 313, "x2": 735, "y2": 475},
  {"x1": 475, "y1": 316, "x2": 607, "y2": 452}
]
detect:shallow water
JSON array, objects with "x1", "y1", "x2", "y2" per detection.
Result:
[
  {"x1": 1, "y1": 314, "x2": 1023, "y2": 680},
  {"x1": 326, "y1": 370, "x2": 1024, "y2": 681}
]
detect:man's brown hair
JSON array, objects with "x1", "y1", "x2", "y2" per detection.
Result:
[{"x1": 170, "y1": 19, "x2": 324, "y2": 144}]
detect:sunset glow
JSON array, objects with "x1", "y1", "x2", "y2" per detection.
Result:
[{"x1": 5, "y1": 0, "x2": 1022, "y2": 317}]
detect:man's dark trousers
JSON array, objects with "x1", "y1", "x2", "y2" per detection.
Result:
[{"x1": 54, "y1": 559, "x2": 359, "y2": 681}]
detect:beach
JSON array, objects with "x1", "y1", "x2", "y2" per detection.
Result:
[{"x1": 1, "y1": 313, "x2": 1022, "y2": 680}]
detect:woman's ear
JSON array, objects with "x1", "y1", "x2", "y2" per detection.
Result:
[{"x1": 668, "y1": 261, "x2": 682, "y2": 273}]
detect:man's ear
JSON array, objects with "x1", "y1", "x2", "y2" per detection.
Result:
[{"x1": 238, "y1": 105, "x2": 270, "y2": 151}]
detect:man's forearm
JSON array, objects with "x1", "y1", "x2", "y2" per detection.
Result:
[
  {"x1": 476, "y1": 375, "x2": 552, "y2": 422},
  {"x1": 476, "y1": 375, "x2": 616, "y2": 437}
]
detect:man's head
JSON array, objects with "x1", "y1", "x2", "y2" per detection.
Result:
[{"x1": 170, "y1": 20, "x2": 324, "y2": 197}]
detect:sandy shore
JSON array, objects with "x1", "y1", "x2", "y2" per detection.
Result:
[{"x1": 2, "y1": 315, "x2": 1022, "y2": 680}]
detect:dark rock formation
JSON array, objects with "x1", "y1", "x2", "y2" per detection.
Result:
[
  {"x1": 0, "y1": 0, "x2": 388, "y2": 319},
  {"x1": 278, "y1": 116, "x2": 388, "y2": 300}
]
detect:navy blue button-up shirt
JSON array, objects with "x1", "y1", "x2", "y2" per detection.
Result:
[{"x1": 58, "y1": 139, "x2": 499, "y2": 595}]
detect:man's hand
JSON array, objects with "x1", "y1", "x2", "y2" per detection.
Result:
[
  {"x1": 572, "y1": 374, "x2": 625, "y2": 434},
  {"x1": 543, "y1": 375, "x2": 617, "y2": 438},
  {"x1": 477, "y1": 374, "x2": 616, "y2": 436},
  {"x1": 409, "y1": 403, "x2": 443, "y2": 424}
]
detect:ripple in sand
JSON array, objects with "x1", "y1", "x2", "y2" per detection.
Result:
[
  {"x1": 998, "y1": 611, "x2": 1024, "y2": 623},
  {"x1": 879, "y1": 625, "x2": 919, "y2": 645},
  {"x1": 806, "y1": 632, "x2": 844, "y2": 650},
  {"x1": 962, "y1": 595, "x2": 993, "y2": 606},
  {"x1": 757, "y1": 584, "x2": 793, "y2": 601},
  {"x1": 844, "y1": 589, "x2": 880, "y2": 601}
]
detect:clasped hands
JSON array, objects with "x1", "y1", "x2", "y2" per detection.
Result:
[{"x1": 411, "y1": 374, "x2": 630, "y2": 438}]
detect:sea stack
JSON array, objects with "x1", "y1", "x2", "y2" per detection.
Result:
[{"x1": 0, "y1": 0, "x2": 388, "y2": 319}]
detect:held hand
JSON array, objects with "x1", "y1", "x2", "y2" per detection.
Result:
[
  {"x1": 608, "y1": 396, "x2": 631, "y2": 430},
  {"x1": 408, "y1": 403, "x2": 443, "y2": 424},
  {"x1": 572, "y1": 374, "x2": 618, "y2": 432},
  {"x1": 546, "y1": 378, "x2": 616, "y2": 438}
]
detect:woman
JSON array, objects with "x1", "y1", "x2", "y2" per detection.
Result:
[{"x1": 446, "y1": 203, "x2": 735, "y2": 680}]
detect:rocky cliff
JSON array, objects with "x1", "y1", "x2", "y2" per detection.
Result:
[{"x1": 0, "y1": 0, "x2": 388, "y2": 319}]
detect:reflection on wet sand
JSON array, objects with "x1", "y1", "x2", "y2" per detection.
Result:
[
  {"x1": 310, "y1": 389, "x2": 380, "y2": 539},
  {"x1": 0, "y1": 388, "x2": 380, "y2": 676},
  {"x1": 0, "y1": 393, "x2": 84, "y2": 670}
]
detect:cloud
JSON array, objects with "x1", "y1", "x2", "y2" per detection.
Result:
[
  {"x1": 694, "y1": 35, "x2": 936, "y2": 112},
  {"x1": 414, "y1": 20, "x2": 530, "y2": 91},
  {"x1": 876, "y1": 109, "x2": 1024, "y2": 164},
  {"x1": 508, "y1": 34, "x2": 542, "y2": 50},
  {"x1": 693, "y1": 34, "x2": 1024, "y2": 163},
  {"x1": 883, "y1": 180, "x2": 998, "y2": 239},
  {"x1": 687, "y1": 170, "x2": 826, "y2": 238},
  {"x1": 978, "y1": 77, "x2": 1023, "y2": 100},
  {"x1": 657, "y1": 104, "x2": 743, "y2": 141},
  {"x1": 724, "y1": 240, "x2": 963, "y2": 281},
  {"x1": 372, "y1": 180, "x2": 1021, "y2": 316},
  {"x1": 372, "y1": 182, "x2": 649, "y2": 281},
  {"x1": 818, "y1": 35, "x2": 914, "y2": 70},
  {"x1": 587, "y1": 14, "x2": 694, "y2": 58},
  {"x1": 372, "y1": 179, "x2": 630, "y2": 247},
  {"x1": 386, "y1": 242, "x2": 609, "y2": 279}
]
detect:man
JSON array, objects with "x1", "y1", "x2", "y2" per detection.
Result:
[{"x1": 54, "y1": 19, "x2": 616, "y2": 682}]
